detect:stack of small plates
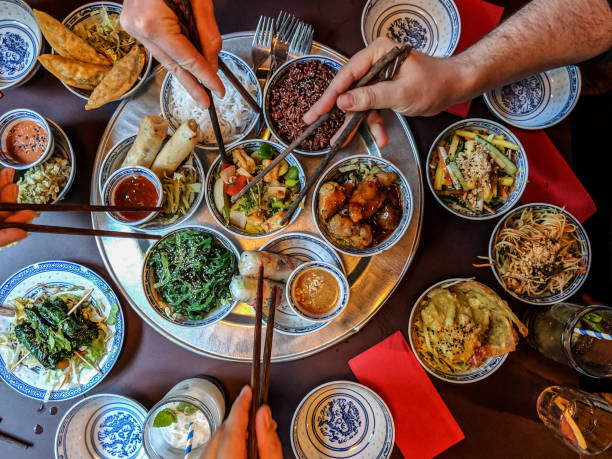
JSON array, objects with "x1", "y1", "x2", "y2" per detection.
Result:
[{"x1": 0, "y1": 0, "x2": 42, "y2": 91}]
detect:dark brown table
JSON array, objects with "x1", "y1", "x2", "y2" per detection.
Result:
[{"x1": 2, "y1": 1, "x2": 610, "y2": 458}]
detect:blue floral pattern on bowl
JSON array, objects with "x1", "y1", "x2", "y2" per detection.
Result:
[
  {"x1": 488, "y1": 203, "x2": 591, "y2": 305},
  {"x1": 95, "y1": 411, "x2": 143, "y2": 458},
  {"x1": 317, "y1": 398, "x2": 362, "y2": 444},
  {"x1": 361, "y1": 0, "x2": 461, "y2": 57},
  {"x1": 484, "y1": 66, "x2": 581, "y2": 129},
  {"x1": 0, "y1": 0, "x2": 42, "y2": 90}
]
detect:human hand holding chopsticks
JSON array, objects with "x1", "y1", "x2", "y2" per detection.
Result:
[
  {"x1": 0, "y1": 168, "x2": 36, "y2": 248},
  {"x1": 200, "y1": 385, "x2": 282, "y2": 459},
  {"x1": 120, "y1": 0, "x2": 225, "y2": 108}
]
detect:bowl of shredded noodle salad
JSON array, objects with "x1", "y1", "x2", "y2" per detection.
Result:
[
  {"x1": 161, "y1": 50, "x2": 262, "y2": 150},
  {"x1": 488, "y1": 203, "x2": 591, "y2": 305}
]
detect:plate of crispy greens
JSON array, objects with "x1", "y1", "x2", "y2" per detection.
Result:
[{"x1": 0, "y1": 261, "x2": 123, "y2": 401}]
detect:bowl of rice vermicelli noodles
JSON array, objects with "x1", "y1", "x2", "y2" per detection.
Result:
[
  {"x1": 160, "y1": 50, "x2": 262, "y2": 150},
  {"x1": 488, "y1": 203, "x2": 591, "y2": 305}
]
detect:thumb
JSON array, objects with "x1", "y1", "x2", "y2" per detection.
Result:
[
  {"x1": 256, "y1": 405, "x2": 283, "y2": 459},
  {"x1": 337, "y1": 81, "x2": 398, "y2": 112}
]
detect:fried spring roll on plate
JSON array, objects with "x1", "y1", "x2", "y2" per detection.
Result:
[
  {"x1": 238, "y1": 251, "x2": 304, "y2": 282},
  {"x1": 33, "y1": 9, "x2": 110, "y2": 65},
  {"x1": 85, "y1": 45, "x2": 145, "y2": 110},
  {"x1": 38, "y1": 54, "x2": 111, "y2": 90},
  {"x1": 230, "y1": 275, "x2": 290, "y2": 310},
  {"x1": 151, "y1": 119, "x2": 199, "y2": 177},
  {"x1": 121, "y1": 115, "x2": 169, "y2": 168}
]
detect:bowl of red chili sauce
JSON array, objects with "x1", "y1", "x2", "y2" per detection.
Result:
[
  {"x1": 0, "y1": 109, "x2": 54, "y2": 169},
  {"x1": 102, "y1": 166, "x2": 163, "y2": 227}
]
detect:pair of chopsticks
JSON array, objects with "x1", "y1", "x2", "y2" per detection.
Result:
[
  {"x1": 248, "y1": 265, "x2": 279, "y2": 459},
  {"x1": 0, "y1": 203, "x2": 163, "y2": 240},
  {"x1": 164, "y1": 0, "x2": 261, "y2": 165},
  {"x1": 230, "y1": 44, "x2": 413, "y2": 225}
]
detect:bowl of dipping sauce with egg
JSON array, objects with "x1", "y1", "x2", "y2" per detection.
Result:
[
  {"x1": 0, "y1": 109, "x2": 54, "y2": 170},
  {"x1": 102, "y1": 166, "x2": 163, "y2": 226},
  {"x1": 286, "y1": 261, "x2": 350, "y2": 322}
]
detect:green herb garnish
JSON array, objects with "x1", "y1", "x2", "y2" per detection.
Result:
[{"x1": 153, "y1": 408, "x2": 178, "y2": 427}]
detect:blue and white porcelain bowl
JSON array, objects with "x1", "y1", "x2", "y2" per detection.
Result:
[
  {"x1": 0, "y1": 261, "x2": 124, "y2": 401},
  {"x1": 205, "y1": 139, "x2": 306, "y2": 239},
  {"x1": 408, "y1": 278, "x2": 509, "y2": 383},
  {"x1": 160, "y1": 50, "x2": 262, "y2": 150},
  {"x1": 313, "y1": 155, "x2": 413, "y2": 257},
  {"x1": 98, "y1": 134, "x2": 205, "y2": 232},
  {"x1": 291, "y1": 380, "x2": 395, "y2": 459},
  {"x1": 286, "y1": 261, "x2": 350, "y2": 322},
  {"x1": 484, "y1": 66, "x2": 581, "y2": 130},
  {"x1": 426, "y1": 118, "x2": 528, "y2": 221},
  {"x1": 263, "y1": 55, "x2": 344, "y2": 156},
  {"x1": 258, "y1": 232, "x2": 344, "y2": 335},
  {"x1": 489, "y1": 203, "x2": 591, "y2": 305},
  {"x1": 142, "y1": 225, "x2": 240, "y2": 327},
  {"x1": 60, "y1": 2, "x2": 153, "y2": 100},
  {"x1": 0, "y1": 109, "x2": 54, "y2": 169},
  {"x1": 102, "y1": 166, "x2": 163, "y2": 226},
  {"x1": 0, "y1": 0, "x2": 42, "y2": 90},
  {"x1": 55, "y1": 394, "x2": 146, "y2": 459},
  {"x1": 361, "y1": 0, "x2": 461, "y2": 57}
]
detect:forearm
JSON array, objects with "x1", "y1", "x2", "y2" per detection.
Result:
[{"x1": 452, "y1": 0, "x2": 612, "y2": 101}]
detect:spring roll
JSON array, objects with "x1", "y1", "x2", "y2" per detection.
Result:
[
  {"x1": 151, "y1": 119, "x2": 199, "y2": 177},
  {"x1": 38, "y1": 54, "x2": 111, "y2": 90},
  {"x1": 238, "y1": 251, "x2": 303, "y2": 282},
  {"x1": 230, "y1": 276, "x2": 289, "y2": 310},
  {"x1": 85, "y1": 45, "x2": 145, "y2": 110},
  {"x1": 33, "y1": 10, "x2": 110, "y2": 65},
  {"x1": 121, "y1": 115, "x2": 169, "y2": 168}
]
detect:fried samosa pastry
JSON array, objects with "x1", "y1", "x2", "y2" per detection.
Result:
[
  {"x1": 33, "y1": 9, "x2": 110, "y2": 65},
  {"x1": 85, "y1": 45, "x2": 145, "y2": 110},
  {"x1": 121, "y1": 115, "x2": 169, "y2": 168},
  {"x1": 38, "y1": 54, "x2": 111, "y2": 90}
]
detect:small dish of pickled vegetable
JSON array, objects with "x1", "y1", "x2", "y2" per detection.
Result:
[
  {"x1": 426, "y1": 119, "x2": 529, "y2": 220},
  {"x1": 205, "y1": 140, "x2": 306, "y2": 238}
]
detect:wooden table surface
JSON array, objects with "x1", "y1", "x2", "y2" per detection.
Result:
[{"x1": 1, "y1": 1, "x2": 610, "y2": 458}]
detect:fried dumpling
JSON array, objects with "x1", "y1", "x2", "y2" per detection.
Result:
[
  {"x1": 38, "y1": 54, "x2": 111, "y2": 90},
  {"x1": 85, "y1": 45, "x2": 145, "y2": 110},
  {"x1": 33, "y1": 9, "x2": 110, "y2": 65}
]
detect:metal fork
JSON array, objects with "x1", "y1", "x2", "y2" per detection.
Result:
[
  {"x1": 251, "y1": 16, "x2": 274, "y2": 72},
  {"x1": 271, "y1": 11, "x2": 298, "y2": 71},
  {"x1": 288, "y1": 23, "x2": 314, "y2": 58}
]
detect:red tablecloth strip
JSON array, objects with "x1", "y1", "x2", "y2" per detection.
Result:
[
  {"x1": 512, "y1": 128, "x2": 596, "y2": 222},
  {"x1": 349, "y1": 331, "x2": 465, "y2": 459},
  {"x1": 444, "y1": 0, "x2": 505, "y2": 117}
]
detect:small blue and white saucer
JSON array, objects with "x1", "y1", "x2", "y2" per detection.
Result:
[
  {"x1": 484, "y1": 65, "x2": 581, "y2": 130},
  {"x1": 55, "y1": 394, "x2": 146, "y2": 459},
  {"x1": 0, "y1": 0, "x2": 43, "y2": 90},
  {"x1": 258, "y1": 232, "x2": 344, "y2": 335},
  {"x1": 291, "y1": 380, "x2": 395, "y2": 459},
  {"x1": 361, "y1": 0, "x2": 461, "y2": 57}
]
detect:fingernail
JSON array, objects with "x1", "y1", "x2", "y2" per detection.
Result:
[
  {"x1": 239, "y1": 385, "x2": 250, "y2": 397},
  {"x1": 337, "y1": 93, "x2": 354, "y2": 109},
  {"x1": 262, "y1": 405, "x2": 273, "y2": 429},
  {"x1": 303, "y1": 110, "x2": 314, "y2": 124}
]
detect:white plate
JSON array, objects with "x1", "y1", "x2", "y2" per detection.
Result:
[
  {"x1": 0, "y1": 261, "x2": 124, "y2": 401},
  {"x1": 291, "y1": 380, "x2": 395, "y2": 458}
]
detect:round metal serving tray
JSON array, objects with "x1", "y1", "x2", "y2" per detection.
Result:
[{"x1": 90, "y1": 32, "x2": 423, "y2": 362}]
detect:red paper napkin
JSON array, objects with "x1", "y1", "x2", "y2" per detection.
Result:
[
  {"x1": 445, "y1": 0, "x2": 505, "y2": 117},
  {"x1": 349, "y1": 331, "x2": 464, "y2": 459},
  {"x1": 511, "y1": 128, "x2": 596, "y2": 222}
]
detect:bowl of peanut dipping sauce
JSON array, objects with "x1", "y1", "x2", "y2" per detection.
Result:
[
  {"x1": 0, "y1": 109, "x2": 54, "y2": 169},
  {"x1": 286, "y1": 261, "x2": 350, "y2": 322}
]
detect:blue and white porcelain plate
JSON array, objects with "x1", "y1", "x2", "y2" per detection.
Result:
[
  {"x1": 258, "y1": 232, "x2": 344, "y2": 335},
  {"x1": 408, "y1": 278, "x2": 508, "y2": 383},
  {"x1": 361, "y1": 0, "x2": 461, "y2": 57},
  {"x1": 0, "y1": 261, "x2": 124, "y2": 401},
  {"x1": 484, "y1": 66, "x2": 581, "y2": 130},
  {"x1": 0, "y1": 0, "x2": 42, "y2": 90},
  {"x1": 55, "y1": 393, "x2": 146, "y2": 459},
  {"x1": 291, "y1": 380, "x2": 395, "y2": 459}
]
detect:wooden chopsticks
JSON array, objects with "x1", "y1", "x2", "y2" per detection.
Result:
[
  {"x1": 0, "y1": 222, "x2": 162, "y2": 240},
  {"x1": 248, "y1": 265, "x2": 279, "y2": 458},
  {"x1": 0, "y1": 203, "x2": 164, "y2": 213},
  {"x1": 231, "y1": 44, "x2": 413, "y2": 208},
  {"x1": 218, "y1": 59, "x2": 261, "y2": 114}
]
